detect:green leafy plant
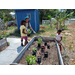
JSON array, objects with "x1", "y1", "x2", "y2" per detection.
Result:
[
  {"x1": 27, "y1": 29, "x2": 31, "y2": 34},
  {"x1": 0, "y1": 34, "x2": 3, "y2": 39},
  {"x1": 62, "y1": 37, "x2": 66, "y2": 42},
  {"x1": 33, "y1": 48, "x2": 37, "y2": 52},
  {"x1": 70, "y1": 41, "x2": 73, "y2": 44},
  {"x1": 7, "y1": 42, "x2": 10, "y2": 46},
  {"x1": 69, "y1": 44, "x2": 72, "y2": 50},
  {"x1": 26, "y1": 55, "x2": 36, "y2": 65},
  {"x1": 50, "y1": 33, "x2": 56, "y2": 37},
  {"x1": 37, "y1": 38, "x2": 42, "y2": 44}
]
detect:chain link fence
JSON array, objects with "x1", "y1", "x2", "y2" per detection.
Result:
[{"x1": 42, "y1": 18, "x2": 75, "y2": 25}]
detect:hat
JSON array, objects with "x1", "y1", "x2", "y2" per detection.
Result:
[{"x1": 24, "y1": 16, "x2": 29, "y2": 20}]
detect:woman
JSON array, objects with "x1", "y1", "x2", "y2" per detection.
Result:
[{"x1": 24, "y1": 16, "x2": 36, "y2": 34}]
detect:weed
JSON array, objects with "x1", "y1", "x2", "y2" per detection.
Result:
[
  {"x1": 65, "y1": 34, "x2": 68, "y2": 36},
  {"x1": 62, "y1": 37, "x2": 66, "y2": 42},
  {"x1": 50, "y1": 34, "x2": 56, "y2": 37},
  {"x1": 70, "y1": 41, "x2": 73, "y2": 44},
  {"x1": 68, "y1": 44, "x2": 72, "y2": 50}
]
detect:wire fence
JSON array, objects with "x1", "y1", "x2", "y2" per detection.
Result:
[{"x1": 42, "y1": 18, "x2": 75, "y2": 25}]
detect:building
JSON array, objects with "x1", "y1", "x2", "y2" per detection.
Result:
[{"x1": 14, "y1": 9, "x2": 39, "y2": 32}]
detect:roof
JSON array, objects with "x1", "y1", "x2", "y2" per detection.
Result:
[{"x1": 14, "y1": 9, "x2": 39, "y2": 11}]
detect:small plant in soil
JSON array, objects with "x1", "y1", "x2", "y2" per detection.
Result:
[
  {"x1": 37, "y1": 56, "x2": 41, "y2": 64},
  {"x1": 69, "y1": 44, "x2": 72, "y2": 50},
  {"x1": 47, "y1": 44, "x2": 50, "y2": 49},
  {"x1": 37, "y1": 38, "x2": 42, "y2": 47},
  {"x1": 44, "y1": 42, "x2": 47, "y2": 46},
  {"x1": 41, "y1": 46, "x2": 45, "y2": 53},
  {"x1": 7, "y1": 42, "x2": 10, "y2": 46},
  {"x1": 44, "y1": 51, "x2": 48, "y2": 58},
  {"x1": 26, "y1": 55, "x2": 36, "y2": 65},
  {"x1": 32, "y1": 48, "x2": 37, "y2": 56},
  {"x1": 0, "y1": 34, "x2": 3, "y2": 40}
]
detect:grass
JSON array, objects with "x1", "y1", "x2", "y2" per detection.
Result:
[
  {"x1": 62, "y1": 37, "x2": 66, "y2": 42},
  {"x1": 68, "y1": 44, "x2": 72, "y2": 50},
  {"x1": 50, "y1": 34, "x2": 56, "y2": 37}
]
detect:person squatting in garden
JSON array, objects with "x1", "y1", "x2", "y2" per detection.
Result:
[
  {"x1": 56, "y1": 29, "x2": 62, "y2": 53},
  {"x1": 20, "y1": 20, "x2": 28, "y2": 46}
]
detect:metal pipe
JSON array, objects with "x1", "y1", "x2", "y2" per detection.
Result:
[{"x1": 55, "y1": 40, "x2": 64, "y2": 65}]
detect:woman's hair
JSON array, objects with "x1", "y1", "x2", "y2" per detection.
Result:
[{"x1": 21, "y1": 20, "x2": 26, "y2": 25}]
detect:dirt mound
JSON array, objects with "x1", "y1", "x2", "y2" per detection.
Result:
[{"x1": 68, "y1": 22, "x2": 75, "y2": 29}]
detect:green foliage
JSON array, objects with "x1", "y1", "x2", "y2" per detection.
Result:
[
  {"x1": 26, "y1": 55, "x2": 36, "y2": 65},
  {"x1": 69, "y1": 44, "x2": 72, "y2": 50},
  {"x1": 27, "y1": 29, "x2": 31, "y2": 34},
  {"x1": 61, "y1": 25, "x2": 68, "y2": 29},
  {"x1": 0, "y1": 34, "x2": 3, "y2": 39},
  {"x1": 7, "y1": 42, "x2": 10, "y2": 45},
  {"x1": 33, "y1": 48, "x2": 37, "y2": 52},
  {"x1": 70, "y1": 41, "x2": 73, "y2": 44},
  {"x1": 37, "y1": 38, "x2": 42, "y2": 44},
  {"x1": 50, "y1": 34, "x2": 56, "y2": 37},
  {"x1": 62, "y1": 37, "x2": 66, "y2": 42},
  {"x1": 48, "y1": 15, "x2": 52, "y2": 20}
]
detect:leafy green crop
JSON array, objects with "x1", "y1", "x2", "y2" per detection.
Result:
[
  {"x1": 27, "y1": 29, "x2": 31, "y2": 34},
  {"x1": 37, "y1": 38, "x2": 42, "y2": 44},
  {"x1": 33, "y1": 48, "x2": 37, "y2": 52},
  {"x1": 26, "y1": 55, "x2": 36, "y2": 65}
]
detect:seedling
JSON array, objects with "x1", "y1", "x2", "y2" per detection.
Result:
[
  {"x1": 27, "y1": 29, "x2": 31, "y2": 34},
  {"x1": 44, "y1": 51, "x2": 48, "y2": 58},
  {"x1": 62, "y1": 37, "x2": 66, "y2": 42},
  {"x1": 37, "y1": 56, "x2": 41, "y2": 64},
  {"x1": 70, "y1": 41, "x2": 73, "y2": 44},
  {"x1": 33, "y1": 48, "x2": 37, "y2": 52},
  {"x1": 37, "y1": 38, "x2": 42, "y2": 44},
  {"x1": 41, "y1": 46, "x2": 45, "y2": 52},
  {"x1": 37, "y1": 38, "x2": 42, "y2": 47},
  {"x1": 69, "y1": 44, "x2": 72, "y2": 50},
  {"x1": 0, "y1": 34, "x2": 3, "y2": 39},
  {"x1": 7, "y1": 42, "x2": 10, "y2": 46},
  {"x1": 50, "y1": 34, "x2": 56, "y2": 37},
  {"x1": 32, "y1": 48, "x2": 37, "y2": 56},
  {"x1": 26, "y1": 55, "x2": 36, "y2": 65}
]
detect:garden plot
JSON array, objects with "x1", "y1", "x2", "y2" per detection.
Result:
[{"x1": 11, "y1": 36, "x2": 63, "y2": 65}]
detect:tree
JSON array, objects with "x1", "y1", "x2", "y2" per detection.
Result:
[
  {"x1": 55, "y1": 9, "x2": 74, "y2": 29},
  {"x1": 39, "y1": 9, "x2": 59, "y2": 23}
]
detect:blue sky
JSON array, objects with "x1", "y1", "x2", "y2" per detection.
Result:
[{"x1": 59, "y1": 9, "x2": 64, "y2": 11}]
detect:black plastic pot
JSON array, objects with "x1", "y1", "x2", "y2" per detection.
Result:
[
  {"x1": 27, "y1": 62, "x2": 29, "y2": 65},
  {"x1": 44, "y1": 51, "x2": 48, "y2": 58},
  {"x1": 47, "y1": 45, "x2": 50, "y2": 49},
  {"x1": 28, "y1": 34, "x2": 30, "y2": 36},
  {"x1": 32, "y1": 50, "x2": 37, "y2": 56},
  {"x1": 41, "y1": 46, "x2": 45, "y2": 52},
  {"x1": 44, "y1": 42, "x2": 47, "y2": 46},
  {"x1": 37, "y1": 56, "x2": 41, "y2": 64},
  {"x1": 38, "y1": 44, "x2": 41, "y2": 48}
]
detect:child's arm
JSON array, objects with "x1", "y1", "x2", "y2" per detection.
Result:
[{"x1": 22, "y1": 29, "x2": 27, "y2": 34}]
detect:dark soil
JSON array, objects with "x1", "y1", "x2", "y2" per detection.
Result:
[{"x1": 19, "y1": 41, "x2": 59, "y2": 65}]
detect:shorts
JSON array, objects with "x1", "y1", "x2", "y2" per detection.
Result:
[
  {"x1": 58, "y1": 41, "x2": 62, "y2": 46},
  {"x1": 21, "y1": 36, "x2": 27, "y2": 40}
]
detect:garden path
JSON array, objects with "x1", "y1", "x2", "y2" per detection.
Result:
[{"x1": 0, "y1": 38, "x2": 24, "y2": 65}]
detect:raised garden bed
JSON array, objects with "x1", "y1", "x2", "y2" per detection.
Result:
[
  {"x1": 11, "y1": 36, "x2": 64, "y2": 65},
  {"x1": 0, "y1": 38, "x2": 8, "y2": 51}
]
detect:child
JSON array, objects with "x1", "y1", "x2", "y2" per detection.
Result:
[
  {"x1": 56, "y1": 29, "x2": 62, "y2": 53},
  {"x1": 20, "y1": 20, "x2": 28, "y2": 46}
]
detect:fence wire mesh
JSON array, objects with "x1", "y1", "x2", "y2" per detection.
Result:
[{"x1": 42, "y1": 18, "x2": 75, "y2": 25}]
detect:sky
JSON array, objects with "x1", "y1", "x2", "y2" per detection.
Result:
[{"x1": 59, "y1": 9, "x2": 64, "y2": 12}]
